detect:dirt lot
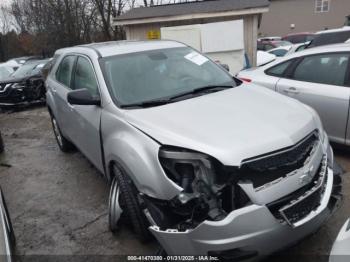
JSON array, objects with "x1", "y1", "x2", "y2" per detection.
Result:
[{"x1": 0, "y1": 106, "x2": 349, "y2": 261}]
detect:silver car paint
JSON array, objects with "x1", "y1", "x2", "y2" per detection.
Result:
[
  {"x1": 151, "y1": 167, "x2": 333, "y2": 256},
  {"x1": 330, "y1": 218, "x2": 350, "y2": 262},
  {"x1": 124, "y1": 84, "x2": 317, "y2": 166},
  {"x1": 238, "y1": 43, "x2": 350, "y2": 145},
  {"x1": 46, "y1": 40, "x2": 337, "y2": 256}
]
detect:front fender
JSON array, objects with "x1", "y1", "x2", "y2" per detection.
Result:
[
  {"x1": 45, "y1": 81, "x2": 57, "y2": 117},
  {"x1": 102, "y1": 109, "x2": 182, "y2": 200}
]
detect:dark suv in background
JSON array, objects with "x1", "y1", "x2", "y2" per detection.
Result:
[{"x1": 308, "y1": 27, "x2": 350, "y2": 48}]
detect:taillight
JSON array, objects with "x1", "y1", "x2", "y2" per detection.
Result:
[{"x1": 239, "y1": 77, "x2": 252, "y2": 83}]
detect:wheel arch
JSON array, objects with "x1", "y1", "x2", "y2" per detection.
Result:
[{"x1": 103, "y1": 125, "x2": 181, "y2": 200}]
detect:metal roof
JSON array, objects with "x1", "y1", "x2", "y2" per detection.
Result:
[
  {"x1": 57, "y1": 40, "x2": 187, "y2": 58},
  {"x1": 115, "y1": 0, "x2": 270, "y2": 21}
]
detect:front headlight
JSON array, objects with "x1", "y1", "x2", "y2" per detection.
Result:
[
  {"x1": 11, "y1": 82, "x2": 26, "y2": 90},
  {"x1": 159, "y1": 147, "x2": 217, "y2": 194},
  {"x1": 158, "y1": 146, "x2": 232, "y2": 221}
]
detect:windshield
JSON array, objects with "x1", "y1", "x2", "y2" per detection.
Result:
[
  {"x1": 0, "y1": 67, "x2": 13, "y2": 80},
  {"x1": 11, "y1": 63, "x2": 38, "y2": 78},
  {"x1": 100, "y1": 47, "x2": 235, "y2": 106}
]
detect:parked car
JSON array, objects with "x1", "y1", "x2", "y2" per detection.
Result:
[
  {"x1": 4, "y1": 56, "x2": 42, "y2": 71},
  {"x1": 268, "y1": 42, "x2": 309, "y2": 57},
  {"x1": 258, "y1": 36, "x2": 282, "y2": 41},
  {"x1": 257, "y1": 50, "x2": 277, "y2": 66},
  {"x1": 238, "y1": 43, "x2": 350, "y2": 145},
  {"x1": 257, "y1": 40, "x2": 292, "y2": 51},
  {"x1": 46, "y1": 40, "x2": 341, "y2": 258},
  {"x1": 0, "y1": 66, "x2": 14, "y2": 81},
  {"x1": 0, "y1": 59, "x2": 50, "y2": 106},
  {"x1": 308, "y1": 27, "x2": 350, "y2": 48},
  {"x1": 282, "y1": 32, "x2": 315, "y2": 44},
  {"x1": 330, "y1": 218, "x2": 350, "y2": 262}
]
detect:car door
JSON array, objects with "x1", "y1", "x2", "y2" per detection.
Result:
[
  {"x1": 52, "y1": 55, "x2": 77, "y2": 140},
  {"x1": 276, "y1": 52, "x2": 350, "y2": 144},
  {"x1": 253, "y1": 59, "x2": 296, "y2": 91},
  {"x1": 68, "y1": 55, "x2": 103, "y2": 172}
]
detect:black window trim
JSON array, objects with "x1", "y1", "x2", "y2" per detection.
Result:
[
  {"x1": 71, "y1": 54, "x2": 102, "y2": 100},
  {"x1": 264, "y1": 58, "x2": 298, "y2": 77},
  {"x1": 286, "y1": 51, "x2": 350, "y2": 87},
  {"x1": 265, "y1": 51, "x2": 350, "y2": 87},
  {"x1": 55, "y1": 54, "x2": 77, "y2": 90}
]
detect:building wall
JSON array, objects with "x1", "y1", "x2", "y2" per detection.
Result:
[
  {"x1": 124, "y1": 14, "x2": 259, "y2": 66},
  {"x1": 259, "y1": 0, "x2": 350, "y2": 36}
]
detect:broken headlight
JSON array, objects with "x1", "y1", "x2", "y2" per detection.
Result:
[{"x1": 159, "y1": 146, "x2": 229, "y2": 221}]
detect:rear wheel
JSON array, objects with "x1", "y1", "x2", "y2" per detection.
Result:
[
  {"x1": 50, "y1": 115, "x2": 74, "y2": 152},
  {"x1": 109, "y1": 165, "x2": 151, "y2": 242}
]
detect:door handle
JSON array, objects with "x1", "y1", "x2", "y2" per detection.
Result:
[
  {"x1": 51, "y1": 87, "x2": 57, "y2": 93},
  {"x1": 283, "y1": 87, "x2": 299, "y2": 94}
]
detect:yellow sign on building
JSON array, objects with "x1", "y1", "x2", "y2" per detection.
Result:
[{"x1": 147, "y1": 30, "x2": 160, "y2": 39}]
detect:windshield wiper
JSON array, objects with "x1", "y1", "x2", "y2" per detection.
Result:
[
  {"x1": 120, "y1": 98, "x2": 172, "y2": 108},
  {"x1": 120, "y1": 85, "x2": 233, "y2": 109},
  {"x1": 170, "y1": 85, "x2": 233, "y2": 100}
]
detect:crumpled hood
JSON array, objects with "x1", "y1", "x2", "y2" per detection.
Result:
[{"x1": 124, "y1": 84, "x2": 317, "y2": 166}]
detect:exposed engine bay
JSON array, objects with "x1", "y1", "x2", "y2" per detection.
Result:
[{"x1": 141, "y1": 131, "x2": 333, "y2": 232}]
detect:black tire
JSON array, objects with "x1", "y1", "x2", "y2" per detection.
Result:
[
  {"x1": 111, "y1": 165, "x2": 151, "y2": 242},
  {"x1": 333, "y1": 161, "x2": 345, "y2": 176},
  {"x1": 0, "y1": 132, "x2": 4, "y2": 153},
  {"x1": 50, "y1": 114, "x2": 74, "y2": 152}
]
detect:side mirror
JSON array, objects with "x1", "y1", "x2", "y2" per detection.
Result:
[
  {"x1": 67, "y1": 88, "x2": 100, "y2": 106},
  {"x1": 220, "y1": 63, "x2": 230, "y2": 72}
]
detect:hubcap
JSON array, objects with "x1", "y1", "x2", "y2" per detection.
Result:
[
  {"x1": 52, "y1": 118, "x2": 63, "y2": 147},
  {"x1": 109, "y1": 178, "x2": 123, "y2": 229}
]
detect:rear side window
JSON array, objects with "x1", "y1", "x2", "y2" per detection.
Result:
[
  {"x1": 310, "y1": 31, "x2": 350, "y2": 47},
  {"x1": 265, "y1": 60, "x2": 293, "y2": 77},
  {"x1": 56, "y1": 56, "x2": 76, "y2": 88},
  {"x1": 292, "y1": 53, "x2": 349, "y2": 86}
]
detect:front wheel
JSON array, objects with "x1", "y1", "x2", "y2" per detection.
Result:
[
  {"x1": 109, "y1": 176, "x2": 123, "y2": 232},
  {"x1": 109, "y1": 165, "x2": 151, "y2": 242}
]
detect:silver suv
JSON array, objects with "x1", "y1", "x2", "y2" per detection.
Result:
[{"x1": 46, "y1": 41, "x2": 341, "y2": 259}]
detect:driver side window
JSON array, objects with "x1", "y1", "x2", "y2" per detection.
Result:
[
  {"x1": 73, "y1": 57, "x2": 99, "y2": 96},
  {"x1": 56, "y1": 55, "x2": 76, "y2": 88}
]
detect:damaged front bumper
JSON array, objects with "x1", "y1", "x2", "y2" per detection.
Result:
[
  {"x1": 149, "y1": 166, "x2": 341, "y2": 258},
  {"x1": 0, "y1": 80, "x2": 44, "y2": 107}
]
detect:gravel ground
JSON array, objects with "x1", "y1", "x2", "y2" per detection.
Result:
[{"x1": 0, "y1": 106, "x2": 349, "y2": 261}]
